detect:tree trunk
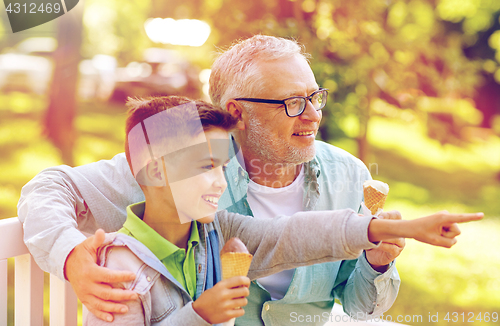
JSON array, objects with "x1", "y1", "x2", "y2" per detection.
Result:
[
  {"x1": 357, "y1": 101, "x2": 370, "y2": 164},
  {"x1": 44, "y1": 5, "x2": 83, "y2": 166},
  {"x1": 357, "y1": 128, "x2": 369, "y2": 164}
]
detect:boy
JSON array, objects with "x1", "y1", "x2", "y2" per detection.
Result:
[{"x1": 85, "y1": 96, "x2": 482, "y2": 325}]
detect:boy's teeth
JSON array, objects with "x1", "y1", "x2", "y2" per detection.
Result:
[{"x1": 204, "y1": 196, "x2": 219, "y2": 204}]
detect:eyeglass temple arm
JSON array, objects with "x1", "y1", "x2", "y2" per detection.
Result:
[{"x1": 234, "y1": 98, "x2": 284, "y2": 104}]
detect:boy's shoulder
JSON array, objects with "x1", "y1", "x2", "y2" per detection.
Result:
[
  {"x1": 95, "y1": 233, "x2": 193, "y2": 323},
  {"x1": 98, "y1": 233, "x2": 157, "y2": 267},
  {"x1": 98, "y1": 233, "x2": 176, "y2": 292}
]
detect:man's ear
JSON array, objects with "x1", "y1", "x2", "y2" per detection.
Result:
[
  {"x1": 143, "y1": 158, "x2": 167, "y2": 187},
  {"x1": 226, "y1": 100, "x2": 246, "y2": 130}
]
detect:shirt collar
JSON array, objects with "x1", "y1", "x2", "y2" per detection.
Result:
[
  {"x1": 124, "y1": 202, "x2": 199, "y2": 261},
  {"x1": 221, "y1": 137, "x2": 322, "y2": 212}
]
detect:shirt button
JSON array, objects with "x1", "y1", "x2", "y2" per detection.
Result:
[
  {"x1": 198, "y1": 264, "x2": 202, "y2": 273},
  {"x1": 264, "y1": 304, "x2": 270, "y2": 311},
  {"x1": 147, "y1": 276, "x2": 152, "y2": 282}
]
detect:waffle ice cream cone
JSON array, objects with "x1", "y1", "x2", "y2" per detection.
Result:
[
  {"x1": 221, "y1": 252, "x2": 253, "y2": 280},
  {"x1": 220, "y1": 238, "x2": 253, "y2": 326},
  {"x1": 363, "y1": 180, "x2": 389, "y2": 215}
]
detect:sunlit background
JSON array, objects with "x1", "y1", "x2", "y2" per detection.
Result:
[{"x1": 1, "y1": 0, "x2": 499, "y2": 325}]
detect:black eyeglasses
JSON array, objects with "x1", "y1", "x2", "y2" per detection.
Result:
[{"x1": 234, "y1": 88, "x2": 329, "y2": 117}]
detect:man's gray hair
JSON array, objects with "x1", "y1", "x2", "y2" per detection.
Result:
[{"x1": 209, "y1": 35, "x2": 311, "y2": 110}]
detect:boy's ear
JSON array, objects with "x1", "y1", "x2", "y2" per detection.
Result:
[
  {"x1": 142, "y1": 157, "x2": 167, "y2": 187},
  {"x1": 226, "y1": 100, "x2": 246, "y2": 131}
]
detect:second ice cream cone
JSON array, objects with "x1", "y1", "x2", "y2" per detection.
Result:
[
  {"x1": 219, "y1": 239, "x2": 253, "y2": 326},
  {"x1": 363, "y1": 181, "x2": 389, "y2": 215},
  {"x1": 221, "y1": 252, "x2": 253, "y2": 280}
]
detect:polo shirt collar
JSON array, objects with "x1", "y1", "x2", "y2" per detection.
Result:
[{"x1": 124, "y1": 202, "x2": 199, "y2": 261}]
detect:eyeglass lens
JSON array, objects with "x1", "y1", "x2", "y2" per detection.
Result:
[{"x1": 284, "y1": 90, "x2": 327, "y2": 116}]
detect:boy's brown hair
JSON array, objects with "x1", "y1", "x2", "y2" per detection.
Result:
[{"x1": 124, "y1": 96, "x2": 238, "y2": 177}]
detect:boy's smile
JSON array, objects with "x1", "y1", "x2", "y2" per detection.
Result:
[
  {"x1": 166, "y1": 128, "x2": 230, "y2": 224},
  {"x1": 202, "y1": 194, "x2": 221, "y2": 207}
]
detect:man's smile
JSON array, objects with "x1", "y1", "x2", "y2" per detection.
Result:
[{"x1": 292, "y1": 131, "x2": 315, "y2": 136}]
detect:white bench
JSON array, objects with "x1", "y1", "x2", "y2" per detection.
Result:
[{"x1": 0, "y1": 217, "x2": 79, "y2": 326}]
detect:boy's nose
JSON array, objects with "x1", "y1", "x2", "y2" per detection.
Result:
[{"x1": 213, "y1": 165, "x2": 228, "y2": 190}]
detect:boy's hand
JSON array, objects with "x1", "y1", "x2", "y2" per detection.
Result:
[
  {"x1": 65, "y1": 229, "x2": 138, "y2": 322},
  {"x1": 408, "y1": 211, "x2": 484, "y2": 248},
  {"x1": 368, "y1": 211, "x2": 484, "y2": 248},
  {"x1": 192, "y1": 276, "x2": 250, "y2": 324}
]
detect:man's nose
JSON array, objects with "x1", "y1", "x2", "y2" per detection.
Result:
[{"x1": 299, "y1": 100, "x2": 322, "y2": 123}]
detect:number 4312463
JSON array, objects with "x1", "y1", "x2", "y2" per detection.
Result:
[{"x1": 6, "y1": 2, "x2": 62, "y2": 14}]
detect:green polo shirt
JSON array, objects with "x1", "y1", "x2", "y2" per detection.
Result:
[{"x1": 118, "y1": 202, "x2": 199, "y2": 299}]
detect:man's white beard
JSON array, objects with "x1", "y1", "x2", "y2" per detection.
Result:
[{"x1": 244, "y1": 112, "x2": 316, "y2": 165}]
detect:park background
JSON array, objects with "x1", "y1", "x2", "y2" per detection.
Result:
[{"x1": 1, "y1": 0, "x2": 499, "y2": 325}]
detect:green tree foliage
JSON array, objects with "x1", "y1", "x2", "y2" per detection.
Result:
[
  {"x1": 82, "y1": 0, "x2": 151, "y2": 64},
  {"x1": 156, "y1": 0, "x2": 500, "y2": 160}
]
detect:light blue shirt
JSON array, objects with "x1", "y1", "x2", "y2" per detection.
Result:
[{"x1": 219, "y1": 139, "x2": 400, "y2": 326}]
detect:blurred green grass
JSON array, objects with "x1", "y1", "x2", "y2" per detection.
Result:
[{"x1": 1, "y1": 92, "x2": 499, "y2": 325}]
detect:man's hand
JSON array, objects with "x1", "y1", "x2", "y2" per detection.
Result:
[
  {"x1": 365, "y1": 210, "x2": 405, "y2": 273},
  {"x1": 192, "y1": 276, "x2": 250, "y2": 324},
  {"x1": 65, "y1": 229, "x2": 138, "y2": 322}
]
